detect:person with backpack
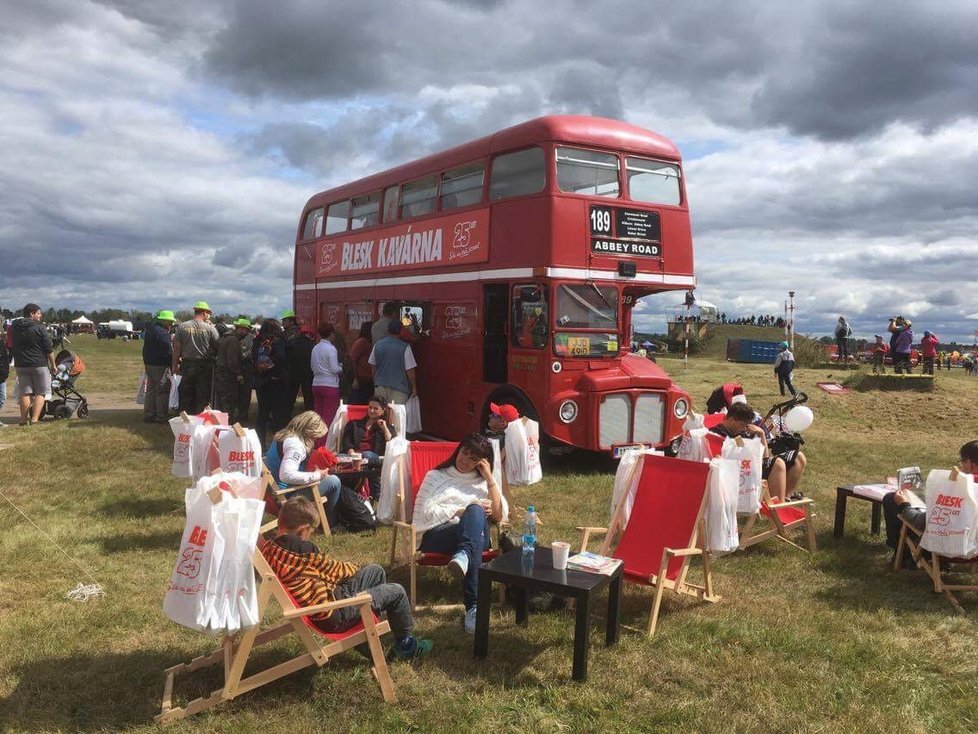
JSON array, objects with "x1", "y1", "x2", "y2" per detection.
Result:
[
  {"x1": 834, "y1": 316, "x2": 852, "y2": 363},
  {"x1": 773, "y1": 341, "x2": 797, "y2": 397},
  {"x1": 253, "y1": 318, "x2": 291, "y2": 449},
  {"x1": 0, "y1": 326, "x2": 9, "y2": 428}
]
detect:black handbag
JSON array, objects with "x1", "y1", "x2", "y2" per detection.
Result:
[{"x1": 335, "y1": 486, "x2": 376, "y2": 533}]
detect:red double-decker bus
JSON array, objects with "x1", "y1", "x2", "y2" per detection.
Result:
[{"x1": 293, "y1": 115, "x2": 696, "y2": 455}]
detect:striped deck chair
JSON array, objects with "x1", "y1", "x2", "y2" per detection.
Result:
[
  {"x1": 578, "y1": 455, "x2": 720, "y2": 637},
  {"x1": 157, "y1": 546, "x2": 394, "y2": 723}
]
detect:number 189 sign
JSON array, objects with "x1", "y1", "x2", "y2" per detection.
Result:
[{"x1": 589, "y1": 204, "x2": 662, "y2": 258}]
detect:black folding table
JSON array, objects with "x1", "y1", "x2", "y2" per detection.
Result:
[{"x1": 473, "y1": 546, "x2": 622, "y2": 682}]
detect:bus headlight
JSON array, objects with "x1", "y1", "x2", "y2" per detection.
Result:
[
  {"x1": 559, "y1": 400, "x2": 578, "y2": 423},
  {"x1": 673, "y1": 398, "x2": 689, "y2": 419}
]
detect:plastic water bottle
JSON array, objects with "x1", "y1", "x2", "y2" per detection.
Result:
[{"x1": 522, "y1": 506, "x2": 537, "y2": 558}]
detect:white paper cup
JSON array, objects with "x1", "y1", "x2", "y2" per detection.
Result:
[{"x1": 552, "y1": 541, "x2": 571, "y2": 570}]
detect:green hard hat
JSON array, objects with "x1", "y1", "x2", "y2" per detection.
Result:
[
  {"x1": 282, "y1": 308, "x2": 296, "y2": 319},
  {"x1": 156, "y1": 310, "x2": 176, "y2": 322},
  {"x1": 193, "y1": 300, "x2": 212, "y2": 312},
  {"x1": 233, "y1": 317, "x2": 252, "y2": 328}
]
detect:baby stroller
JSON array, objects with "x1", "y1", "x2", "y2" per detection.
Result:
[{"x1": 43, "y1": 349, "x2": 90, "y2": 420}]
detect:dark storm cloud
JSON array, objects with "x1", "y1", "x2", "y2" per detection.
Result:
[{"x1": 200, "y1": 0, "x2": 978, "y2": 141}]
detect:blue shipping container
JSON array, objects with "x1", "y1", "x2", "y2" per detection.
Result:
[{"x1": 726, "y1": 338, "x2": 782, "y2": 364}]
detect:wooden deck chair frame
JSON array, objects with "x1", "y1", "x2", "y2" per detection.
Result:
[
  {"x1": 738, "y1": 481, "x2": 817, "y2": 553},
  {"x1": 894, "y1": 506, "x2": 978, "y2": 615},
  {"x1": 577, "y1": 456, "x2": 720, "y2": 638},
  {"x1": 259, "y1": 465, "x2": 329, "y2": 536},
  {"x1": 387, "y1": 441, "x2": 506, "y2": 611},
  {"x1": 157, "y1": 549, "x2": 394, "y2": 723}
]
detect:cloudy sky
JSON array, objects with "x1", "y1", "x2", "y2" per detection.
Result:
[{"x1": 3, "y1": 0, "x2": 977, "y2": 340}]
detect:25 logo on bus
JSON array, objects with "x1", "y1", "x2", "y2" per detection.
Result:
[{"x1": 452, "y1": 221, "x2": 478, "y2": 249}]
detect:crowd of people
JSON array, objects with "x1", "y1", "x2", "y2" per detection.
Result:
[
  {"x1": 720, "y1": 313, "x2": 786, "y2": 327},
  {"x1": 138, "y1": 300, "x2": 423, "y2": 449}
]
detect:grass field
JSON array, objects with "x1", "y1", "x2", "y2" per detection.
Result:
[{"x1": 2, "y1": 338, "x2": 978, "y2": 732}]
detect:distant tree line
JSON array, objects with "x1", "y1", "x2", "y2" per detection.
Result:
[{"x1": 0, "y1": 306, "x2": 264, "y2": 328}]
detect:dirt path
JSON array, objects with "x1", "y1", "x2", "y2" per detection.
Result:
[{"x1": 0, "y1": 391, "x2": 138, "y2": 420}]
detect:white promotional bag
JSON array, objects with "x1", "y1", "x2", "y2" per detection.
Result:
[
  {"x1": 218, "y1": 428, "x2": 263, "y2": 478},
  {"x1": 169, "y1": 415, "x2": 204, "y2": 478},
  {"x1": 721, "y1": 437, "x2": 764, "y2": 514},
  {"x1": 390, "y1": 403, "x2": 407, "y2": 440},
  {"x1": 163, "y1": 485, "x2": 264, "y2": 635},
  {"x1": 610, "y1": 448, "x2": 662, "y2": 527},
  {"x1": 921, "y1": 469, "x2": 978, "y2": 558},
  {"x1": 677, "y1": 413, "x2": 712, "y2": 463},
  {"x1": 326, "y1": 404, "x2": 347, "y2": 454},
  {"x1": 163, "y1": 485, "x2": 227, "y2": 634},
  {"x1": 504, "y1": 417, "x2": 543, "y2": 486},
  {"x1": 168, "y1": 374, "x2": 182, "y2": 410},
  {"x1": 405, "y1": 395, "x2": 422, "y2": 433},
  {"x1": 705, "y1": 457, "x2": 740, "y2": 553},
  {"x1": 135, "y1": 373, "x2": 147, "y2": 405},
  {"x1": 377, "y1": 436, "x2": 409, "y2": 524},
  {"x1": 193, "y1": 425, "x2": 230, "y2": 485},
  {"x1": 196, "y1": 471, "x2": 265, "y2": 502}
]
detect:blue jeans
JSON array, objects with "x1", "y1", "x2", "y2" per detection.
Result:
[
  {"x1": 294, "y1": 474, "x2": 342, "y2": 528},
  {"x1": 419, "y1": 504, "x2": 490, "y2": 610},
  {"x1": 0, "y1": 380, "x2": 5, "y2": 412}
]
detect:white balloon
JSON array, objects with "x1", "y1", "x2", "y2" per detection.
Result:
[{"x1": 783, "y1": 405, "x2": 814, "y2": 432}]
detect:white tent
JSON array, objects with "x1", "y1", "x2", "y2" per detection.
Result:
[{"x1": 71, "y1": 314, "x2": 95, "y2": 333}]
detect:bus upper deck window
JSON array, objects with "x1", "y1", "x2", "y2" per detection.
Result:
[
  {"x1": 351, "y1": 192, "x2": 381, "y2": 230},
  {"x1": 325, "y1": 200, "x2": 350, "y2": 234},
  {"x1": 556, "y1": 147, "x2": 620, "y2": 198},
  {"x1": 302, "y1": 207, "x2": 324, "y2": 240},
  {"x1": 400, "y1": 176, "x2": 438, "y2": 219},
  {"x1": 626, "y1": 157, "x2": 681, "y2": 206},
  {"x1": 512, "y1": 285, "x2": 548, "y2": 349},
  {"x1": 490, "y1": 147, "x2": 546, "y2": 201},
  {"x1": 382, "y1": 185, "x2": 399, "y2": 223},
  {"x1": 440, "y1": 162, "x2": 485, "y2": 210}
]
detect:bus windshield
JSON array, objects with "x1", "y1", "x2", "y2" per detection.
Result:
[{"x1": 553, "y1": 284, "x2": 619, "y2": 358}]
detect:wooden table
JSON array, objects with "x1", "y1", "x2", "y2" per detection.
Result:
[
  {"x1": 473, "y1": 546, "x2": 622, "y2": 682},
  {"x1": 834, "y1": 485, "x2": 890, "y2": 538}
]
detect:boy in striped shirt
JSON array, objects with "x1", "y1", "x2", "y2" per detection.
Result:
[{"x1": 262, "y1": 497, "x2": 432, "y2": 659}]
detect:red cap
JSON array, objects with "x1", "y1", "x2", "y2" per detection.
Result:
[{"x1": 490, "y1": 402, "x2": 520, "y2": 422}]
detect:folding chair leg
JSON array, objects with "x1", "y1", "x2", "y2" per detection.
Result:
[
  {"x1": 389, "y1": 526, "x2": 400, "y2": 568},
  {"x1": 893, "y1": 524, "x2": 909, "y2": 572},
  {"x1": 409, "y1": 559, "x2": 417, "y2": 613},
  {"x1": 804, "y1": 508, "x2": 817, "y2": 552},
  {"x1": 312, "y1": 484, "x2": 331, "y2": 536},
  {"x1": 647, "y1": 553, "x2": 671, "y2": 638},
  {"x1": 360, "y1": 606, "x2": 396, "y2": 702},
  {"x1": 701, "y1": 550, "x2": 718, "y2": 602}
]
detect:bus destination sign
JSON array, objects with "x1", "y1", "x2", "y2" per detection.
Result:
[
  {"x1": 588, "y1": 204, "x2": 661, "y2": 258},
  {"x1": 317, "y1": 209, "x2": 490, "y2": 277}
]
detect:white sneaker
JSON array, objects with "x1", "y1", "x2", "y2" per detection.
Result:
[
  {"x1": 448, "y1": 551, "x2": 469, "y2": 579},
  {"x1": 463, "y1": 605, "x2": 478, "y2": 634}
]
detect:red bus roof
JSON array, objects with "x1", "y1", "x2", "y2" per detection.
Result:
[{"x1": 303, "y1": 115, "x2": 682, "y2": 211}]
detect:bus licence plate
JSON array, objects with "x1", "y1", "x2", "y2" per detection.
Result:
[
  {"x1": 567, "y1": 337, "x2": 590, "y2": 356},
  {"x1": 612, "y1": 444, "x2": 642, "y2": 458}
]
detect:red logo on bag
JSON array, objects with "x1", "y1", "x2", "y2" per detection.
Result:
[
  {"x1": 228, "y1": 451, "x2": 255, "y2": 462},
  {"x1": 178, "y1": 433, "x2": 191, "y2": 444},
  {"x1": 188, "y1": 525, "x2": 208, "y2": 546},
  {"x1": 935, "y1": 494, "x2": 963, "y2": 509},
  {"x1": 176, "y1": 547, "x2": 203, "y2": 579}
]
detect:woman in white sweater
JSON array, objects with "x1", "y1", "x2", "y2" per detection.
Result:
[
  {"x1": 311, "y1": 322, "x2": 342, "y2": 432},
  {"x1": 268, "y1": 412, "x2": 342, "y2": 528},
  {"x1": 412, "y1": 433, "x2": 505, "y2": 633}
]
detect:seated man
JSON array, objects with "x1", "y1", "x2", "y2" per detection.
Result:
[
  {"x1": 882, "y1": 440, "x2": 978, "y2": 568},
  {"x1": 482, "y1": 401, "x2": 520, "y2": 450},
  {"x1": 705, "y1": 384, "x2": 808, "y2": 499},
  {"x1": 261, "y1": 496, "x2": 432, "y2": 659},
  {"x1": 708, "y1": 402, "x2": 790, "y2": 502}
]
